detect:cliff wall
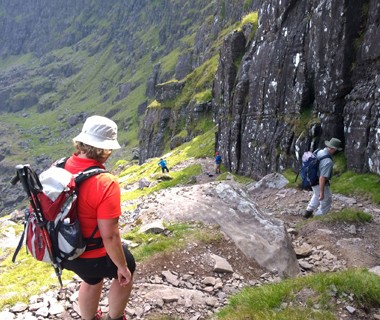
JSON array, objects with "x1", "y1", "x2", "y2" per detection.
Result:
[{"x1": 213, "y1": 0, "x2": 379, "y2": 178}]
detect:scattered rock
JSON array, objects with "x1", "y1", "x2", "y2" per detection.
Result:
[
  {"x1": 346, "y1": 305, "x2": 356, "y2": 314},
  {"x1": 210, "y1": 254, "x2": 233, "y2": 273},
  {"x1": 294, "y1": 243, "x2": 313, "y2": 257},
  {"x1": 369, "y1": 266, "x2": 380, "y2": 276}
]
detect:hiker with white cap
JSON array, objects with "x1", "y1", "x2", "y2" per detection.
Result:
[
  {"x1": 304, "y1": 137, "x2": 343, "y2": 218},
  {"x1": 61, "y1": 115, "x2": 135, "y2": 320}
]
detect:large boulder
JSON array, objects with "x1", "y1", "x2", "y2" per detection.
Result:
[{"x1": 146, "y1": 180, "x2": 300, "y2": 278}]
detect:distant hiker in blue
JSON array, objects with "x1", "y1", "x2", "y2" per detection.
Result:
[
  {"x1": 158, "y1": 158, "x2": 169, "y2": 173},
  {"x1": 215, "y1": 151, "x2": 222, "y2": 174}
]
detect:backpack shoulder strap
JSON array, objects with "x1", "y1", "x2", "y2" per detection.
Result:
[
  {"x1": 313, "y1": 149, "x2": 332, "y2": 161},
  {"x1": 54, "y1": 157, "x2": 108, "y2": 185},
  {"x1": 75, "y1": 167, "x2": 108, "y2": 185},
  {"x1": 54, "y1": 157, "x2": 69, "y2": 168},
  {"x1": 73, "y1": 166, "x2": 108, "y2": 251}
]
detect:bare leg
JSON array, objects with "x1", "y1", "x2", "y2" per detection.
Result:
[
  {"x1": 108, "y1": 278, "x2": 133, "y2": 319},
  {"x1": 79, "y1": 280, "x2": 103, "y2": 320}
]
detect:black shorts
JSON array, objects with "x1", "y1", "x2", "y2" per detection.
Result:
[{"x1": 62, "y1": 244, "x2": 136, "y2": 285}]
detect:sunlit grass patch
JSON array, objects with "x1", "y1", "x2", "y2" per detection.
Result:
[
  {"x1": 118, "y1": 127, "x2": 216, "y2": 203},
  {"x1": 126, "y1": 222, "x2": 222, "y2": 262},
  {"x1": 333, "y1": 171, "x2": 380, "y2": 204},
  {"x1": 0, "y1": 249, "x2": 74, "y2": 308},
  {"x1": 121, "y1": 164, "x2": 202, "y2": 201},
  {"x1": 282, "y1": 168, "x2": 298, "y2": 188},
  {"x1": 194, "y1": 89, "x2": 212, "y2": 104},
  {"x1": 241, "y1": 11, "x2": 258, "y2": 27},
  {"x1": 295, "y1": 208, "x2": 373, "y2": 230},
  {"x1": 216, "y1": 269, "x2": 380, "y2": 320},
  {"x1": 318, "y1": 208, "x2": 373, "y2": 224}
]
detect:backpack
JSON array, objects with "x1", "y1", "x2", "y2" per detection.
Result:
[
  {"x1": 11, "y1": 158, "x2": 106, "y2": 286},
  {"x1": 300, "y1": 150, "x2": 332, "y2": 189},
  {"x1": 215, "y1": 155, "x2": 222, "y2": 164}
]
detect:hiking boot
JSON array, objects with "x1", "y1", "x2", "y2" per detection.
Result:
[
  {"x1": 303, "y1": 210, "x2": 313, "y2": 219},
  {"x1": 87, "y1": 309, "x2": 102, "y2": 320}
]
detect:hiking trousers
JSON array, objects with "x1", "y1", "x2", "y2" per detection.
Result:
[{"x1": 306, "y1": 184, "x2": 332, "y2": 216}]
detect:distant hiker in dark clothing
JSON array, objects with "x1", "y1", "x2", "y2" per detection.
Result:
[
  {"x1": 304, "y1": 138, "x2": 343, "y2": 219},
  {"x1": 215, "y1": 152, "x2": 222, "y2": 174},
  {"x1": 158, "y1": 158, "x2": 169, "y2": 173}
]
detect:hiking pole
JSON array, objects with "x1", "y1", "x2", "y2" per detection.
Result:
[{"x1": 11, "y1": 165, "x2": 63, "y2": 288}]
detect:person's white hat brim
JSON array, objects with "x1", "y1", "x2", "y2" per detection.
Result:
[{"x1": 73, "y1": 115, "x2": 121, "y2": 150}]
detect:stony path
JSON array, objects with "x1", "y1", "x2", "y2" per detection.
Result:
[{"x1": 1, "y1": 160, "x2": 380, "y2": 319}]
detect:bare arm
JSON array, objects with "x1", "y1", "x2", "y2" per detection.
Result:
[
  {"x1": 98, "y1": 217, "x2": 132, "y2": 286},
  {"x1": 319, "y1": 176, "x2": 327, "y2": 200}
]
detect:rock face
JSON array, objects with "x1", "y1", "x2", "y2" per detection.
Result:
[
  {"x1": 134, "y1": 180, "x2": 301, "y2": 278},
  {"x1": 213, "y1": 0, "x2": 380, "y2": 178},
  {"x1": 139, "y1": 107, "x2": 173, "y2": 163},
  {"x1": 344, "y1": 0, "x2": 380, "y2": 173}
]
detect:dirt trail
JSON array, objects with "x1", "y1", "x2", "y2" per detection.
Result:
[{"x1": 139, "y1": 157, "x2": 380, "y2": 271}]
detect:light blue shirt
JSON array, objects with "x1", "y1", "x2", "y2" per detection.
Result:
[{"x1": 316, "y1": 148, "x2": 333, "y2": 179}]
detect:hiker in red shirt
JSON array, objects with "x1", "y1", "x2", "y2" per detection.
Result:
[{"x1": 62, "y1": 115, "x2": 135, "y2": 320}]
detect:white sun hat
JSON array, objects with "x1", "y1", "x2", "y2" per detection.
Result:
[{"x1": 73, "y1": 115, "x2": 121, "y2": 149}]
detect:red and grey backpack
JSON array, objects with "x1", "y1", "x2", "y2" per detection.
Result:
[{"x1": 12, "y1": 157, "x2": 106, "y2": 286}]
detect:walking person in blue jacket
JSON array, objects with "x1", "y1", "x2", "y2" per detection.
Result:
[
  {"x1": 158, "y1": 158, "x2": 169, "y2": 173},
  {"x1": 215, "y1": 152, "x2": 222, "y2": 174}
]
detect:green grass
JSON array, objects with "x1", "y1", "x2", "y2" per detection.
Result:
[
  {"x1": 281, "y1": 168, "x2": 299, "y2": 188},
  {"x1": 121, "y1": 164, "x2": 202, "y2": 201},
  {"x1": 216, "y1": 269, "x2": 380, "y2": 320},
  {"x1": 0, "y1": 53, "x2": 38, "y2": 70},
  {"x1": 173, "y1": 55, "x2": 219, "y2": 110},
  {"x1": 160, "y1": 48, "x2": 181, "y2": 75},
  {"x1": 125, "y1": 222, "x2": 222, "y2": 262},
  {"x1": 119, "y1": 127, "x2": 216, "y2": 201},
  {"x1": 241, "y1": 11, "x2": 258, "y2": 27},
  {"x1": 295, "y1": 208, "x2": 373, "y2": 230},
  {"x1": 317, "y1": 208, "x2": 373, "y2": 224},
  {"x1": 194, "y1": 89, "x2": 212, "y2": 103},
  {"x1": 333, "y1": 171, "x2": 380, "y2": 204},
  {"x1": 0, "y1": 248, "x2": 74, "y2": 309}
]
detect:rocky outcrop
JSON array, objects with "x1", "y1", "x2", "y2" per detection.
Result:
[
  {"x1": 133, "y1": 180, "x2": 300, "y2": 278},
  {"x1": 175, "y1": 52, "x2": 193, "y2": 80},
  {"x1": 139, "y1": 99, "x2": 213, "y2": 163},
  {"x1": 155, "y1": 81, "x2": 185, "y2": 103},
  {"x1": 344, "y1": 0, "x2": 380, "y2": 173},
  {"x1": 146, "y1": 64, "x2": 161, "y2": 98},
  {"x1": 213, "y1": 0, "x2": 380, "y2": 178},
  {"x1": 139, "y1": 107, "x2": 172, "y2": 163}
]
